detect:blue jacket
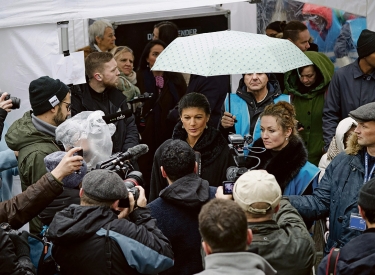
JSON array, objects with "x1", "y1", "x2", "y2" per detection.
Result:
[
  {"x1": 289, "y1": 142, "x2": 367, "y2": 254},
  {"x1": 223, "y1": 79, "x2": 290, "y2": 143}
]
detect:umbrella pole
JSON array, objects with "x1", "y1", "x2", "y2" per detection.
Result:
[{"x1": 228, "y1": 91, "x2": 231, "y2": 113}]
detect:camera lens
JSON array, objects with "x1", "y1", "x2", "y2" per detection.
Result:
[{"x1": 10, "y1": 97, "x2": 21, "y2": 109}]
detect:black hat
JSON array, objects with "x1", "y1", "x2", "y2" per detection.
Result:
[
  {"x1": 349, "y1": 102, "x2": 375, "y2": 122},
  {"x1": 82, "y1": 170, "x2": 127, "y2": 202},
  {"x1": 357, "y1": 29, "x2": 375, "y2": 59},
  {"x1": 359, "y1": 177, "x2": 375, "y2": 211},
  {"x1": 29, "y1": 76, "x2": 69, "y2": 116}
]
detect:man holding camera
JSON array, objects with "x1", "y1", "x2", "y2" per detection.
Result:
[
  {"x1": 5, "y1": 76, "x2": 71, "y2": 234},
  {"x1": 47, "y1": 169, "x2": 174, "y2": 274},
  {"x1": 71, "y1": 52, "x2": 139, "y2": 154},
  {"x1": 216, "y1": 170, "x2": 315, "y2": 275},
  {"x1": 148, "y1": 140, "x2": 216, "y2": 275}
]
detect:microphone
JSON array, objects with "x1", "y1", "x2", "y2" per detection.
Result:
[
  {"x1": 102, "y1": 109, "x2": 132, "y2": 124},
  {"x1": 126, "y1": 144, "x2": 149, "y2": 159}
]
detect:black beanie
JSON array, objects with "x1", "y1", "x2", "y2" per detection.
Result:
[
  {"x1": 358, "y1": 177, "x2": 375, "y2": 211},
  {"x1": 357, "y1": 29, "x2": 375, "y2": 59},
  {"x1": 29, "y1": 76, "x2": 69, "y2": 116}
]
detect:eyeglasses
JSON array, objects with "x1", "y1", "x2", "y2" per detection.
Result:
[{"x1": 61, "y1": 101, "x2": 71, "y2": 112}]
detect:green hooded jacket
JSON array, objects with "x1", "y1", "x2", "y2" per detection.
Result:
[
  {"x1": 5, "y1": 111, "x2": 61, "y2": 234},
  {"x1": 284, "y1": 52, "x2": 334, "y2": 166}
]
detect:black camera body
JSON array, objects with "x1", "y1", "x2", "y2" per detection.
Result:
[
  {"x1": 0, "y1": 92, "x2": 21, "y2": 109},
  {"x1": 0, "y1": 223, "x2": 20, "y2": 235}
]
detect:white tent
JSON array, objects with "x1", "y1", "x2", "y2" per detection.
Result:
[{"x1": 0, "y1": 0, "x2": 372, "y2": 123}]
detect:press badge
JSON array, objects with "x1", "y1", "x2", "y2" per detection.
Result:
[{"x1": 349, "y1": 213, "x2": 366, "y2": 231}]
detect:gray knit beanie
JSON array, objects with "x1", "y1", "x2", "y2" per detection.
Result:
[
  {"x1": 44, "y1": 151, "x2": 87, "y2": 188},
  {"x1": 82, "y1": 170, "x2": 127, "y2": 202},
  {"x1": 358, "y1": 177, "x2": 375, "y2": 211}
]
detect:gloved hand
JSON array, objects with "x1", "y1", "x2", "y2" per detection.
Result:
[{"x1": 9, "y1": 231, "x2": 36, "y2": 274}]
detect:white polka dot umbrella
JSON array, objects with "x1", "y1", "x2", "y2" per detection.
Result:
[{"x1": 152, "y1": 30, "x2": 313, "y2": 76}]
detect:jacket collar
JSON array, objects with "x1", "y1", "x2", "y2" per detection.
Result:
[
  {"x1": 353, "y1": 59, "x2": 375, "y2": 79},
  {"x1": 348, "y1": 149, "x2": 365, "y2": 174}
]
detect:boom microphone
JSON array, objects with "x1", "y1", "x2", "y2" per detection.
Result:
[
  {"x1": 102, "y1": 109, "x2": 132, "y2": 124},
  {"x1": 126, "y1": 144, "x2": 149, "y2": 159}
]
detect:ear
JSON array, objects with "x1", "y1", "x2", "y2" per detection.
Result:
[
  {"x1": 202, "y1": 241, "x2": 212, "y2": 256},
  {"x1": 286, "y1": 127, "x2": 292, "y2": 138},
  {"x1": 358, "y1": 205, "x2": 366, "y2": 219},
  {"x1": 246, "y1": 228, "x2": 253, "y2": 246},
  {"x1": 274, "y1": 204, "x2": 280, "y2": 214},
  {"x1": 112, "y1": 200, "x2": 120, "y2": 211},
  {"x1": 79, "y1": 188, "x2": 84, "y2": 198},
  {"x1": 161, "y1": 166, "x2": 167, "y2": 179},
  {"x1": 95, "y1": 36, "x2": 101, "y2": 45},
  {"x1": 94, "y1": 73, "x2": 102, "y2": 82}
]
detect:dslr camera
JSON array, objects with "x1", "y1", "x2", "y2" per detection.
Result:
[{"x1": 0, "y1": 91, "x2": 21, "y2": 109}]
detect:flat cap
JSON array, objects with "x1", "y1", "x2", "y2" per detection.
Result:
[
  {"x1": 349, "y1": 102, "x2": 375, "y2": 122},
  {"x1": 82, "y1": 170, "x2": 127, "y2": 202}
]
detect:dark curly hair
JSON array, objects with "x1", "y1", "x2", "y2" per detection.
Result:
[{"x1": 160, "y1": 140, "x2": 196, "y2": 182}]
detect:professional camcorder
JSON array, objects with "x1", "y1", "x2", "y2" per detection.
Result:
[
  {"x1": 226, "y1": 134, "x2": 265, "y2": 181},
  {"x1": 0, "y1": 91, "x2": 21, "y2": 109},
  {"x1": 95, "y1": 144, "x2": 148, "y2": 207}
]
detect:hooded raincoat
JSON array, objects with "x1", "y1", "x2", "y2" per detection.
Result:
[{"x1": 284, "y1": 51, "x2": 334, "y2": 165}]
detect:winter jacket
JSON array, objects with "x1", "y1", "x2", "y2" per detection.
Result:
[
  {"x1": 195, "y1": 252, "x2": 276, "y2": 275},
  {"x1": 284, "y1": 51, "x2": 334, "y2": 165},
  {"x1": 317, "y1": 228, "x2": 375, "y2": 275},
  {"x1": 148, "y1": 173, "x2": 216, "y2": 275},
  {"x1": 247, "y1": 137, "x2": 320, "y2": 196},
  {"x1": 289, "y1": 134, "x2": 369, "y2": 254},
  {"x1": 71, "y1": 82, "x2": 139, "y2": 154},
  {"x1": 38, "y1": 187, "x2": 80, "y2": 226},
  {"x1": 323, "y1": 59, "x2": 375, "y2": 151},
  {"x1": 149, "y1": 122, "x2": 232, "y2": 202},
  {"x1": 0, "y1": 173, "x2": 63, "y2": 229},
  {"x1": 187, "y1": 74, "x2": 230, "y2": 128},
  {"x1": 318, "y1": 117, "x2": 357, "y2": 181},
  {"x1": 47, "y1": 205, "x2": 174, "y2": 275},
  {"x1": 5, "y1": 111, "x2": 62, "y2": 234},
  {"x1": 248, "y1": 199, "x2": 315, "y2": 275},
  {"x1": 136, "y1": 69, "x2": 187, "y2": 189},
  {"x1": 220, "y1": 79, "x2": 290, "y2": 142}
]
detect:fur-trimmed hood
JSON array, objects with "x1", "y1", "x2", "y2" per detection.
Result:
[
  {"x1": 249, "y1": 136, "x2": 308, "y2": 193},
  {"x1": 345, "y1": 131, "x2": 362, "y2": 156}
]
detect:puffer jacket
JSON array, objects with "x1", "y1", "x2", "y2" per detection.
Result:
[
  {"x1": 148, "y1": 173, "x2": 217, "y2": 275},
  {"x1": 248, "y1": 199, "x2": 315, "y2": 275},
  {"x1": 47, "y1": 205, "x2": 174, "y2": 275},
  {"x1": 0, "y1": 173, "x2": 63, "y2": 229},
  {"x1": 284, "y1": 51, "x2": 334, "y2": 165},
  {"x1": 289, "y1": 133, "x2": 368, "y2": 254}
]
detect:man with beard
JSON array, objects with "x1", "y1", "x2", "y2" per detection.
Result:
[
  {"x1": 5, "y1": 76, "x2": 71, "y2": 234},
  {"x1": 71, "y1": 52, "x2": 138, "y2": 154},
  {"x1": 220, "y1": 73, "x2": 289, "y2": 143}
]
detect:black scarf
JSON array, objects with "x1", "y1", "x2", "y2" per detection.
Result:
[{"x1": 172, "y1": 121, "x2": 228, "y2": 167}]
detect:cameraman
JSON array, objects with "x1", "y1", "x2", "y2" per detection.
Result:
[
  {"x1": 47, "y1": 169, "x2": 174, "y2": 274},
  {"x1": 0, "y1": 148, "x2": 84, "y2": 275}
]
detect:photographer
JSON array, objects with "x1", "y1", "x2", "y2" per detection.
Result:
[
  {"x1": 0, "y1": 147, "x2": 83, "y2": 275},
  {"x1": 47, "y1": 169, "x2": 174, "y2": 274}
]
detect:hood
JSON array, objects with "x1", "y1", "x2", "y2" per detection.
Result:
[
  {"x1": 159, "y1": 173, "x2": 210, "y2": 209},
  {"x1": 345, "y1": 130, "x2": 362, "y2": 156},
  {"x1": 5, "y1": 111, "x2": 55, "y2": 151},
  {"x1": 47, "y1": 205, "x2": 117, "y2": 245},
  {"x1": 335, "y1": 117, "x2": 357, "y2": 153},
  {"x1": 237, "y1": 77, "x2": 282, "y2": 100},
  {"x1": 284, "y1": 51, "x2": 334, "y2": 98}
]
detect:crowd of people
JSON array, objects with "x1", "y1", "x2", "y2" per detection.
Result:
[{"x1": 0, "y1": 17, "x2": 375, "y2": 275}]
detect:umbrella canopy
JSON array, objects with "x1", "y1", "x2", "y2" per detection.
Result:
[{"x1": 152, "y1": 30, "x2": 313, "y2": 76}]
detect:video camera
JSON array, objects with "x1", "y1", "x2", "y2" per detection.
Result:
[
  {"x1": 95, "y1": 144, "x2": 148, "y2": 208},
  {"x1": 226, "y1": 134, "x2": 265, "y2": 181}
]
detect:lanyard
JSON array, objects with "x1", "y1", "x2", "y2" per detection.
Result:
[{"x1": 364, "y1": 152, "x2": 375, "y2": 184}]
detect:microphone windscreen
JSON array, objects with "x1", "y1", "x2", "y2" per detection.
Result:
[{"x1": 127, "y1": 144, "x2": 149, "y2": 158}]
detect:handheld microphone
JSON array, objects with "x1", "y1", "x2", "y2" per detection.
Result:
[{"x1": 102, "y1": 109, "x2": 132, "y2": 124}]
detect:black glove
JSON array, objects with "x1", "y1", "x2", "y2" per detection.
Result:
[{"x1": 8, "y1": 231, "x2": 30, "y2": 259}]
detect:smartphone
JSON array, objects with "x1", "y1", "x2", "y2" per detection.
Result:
[
  {"x1": 76, "y1": 148, "x2": 84, "y2": 157},
  {"x1": 222, "y1": 181, "x2": 235, "y2": 195}
]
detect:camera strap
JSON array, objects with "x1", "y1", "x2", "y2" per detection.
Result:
[
  {"x1": 105, "y1": 222, "x2": 112, "y2": 271},
  {"x1": 195, "y1": 151, "x2": 201, "y2": 176}
]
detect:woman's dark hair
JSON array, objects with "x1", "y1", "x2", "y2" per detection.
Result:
[
  {"x1": 137, "y1": 39, "x2": 167, "y2": 71},
  {"x1": 154, "y1": 21, "x2": 179, "y2": 46},
  {"x1": 178, "y1": 92, "x2": 211, "y2": 116},
  {"x1": 266, "y1": 21, "x2": 286, "y2": 33},
  {"x1": 282, "y1": 21, "x2": 308, "y2": 42}
]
